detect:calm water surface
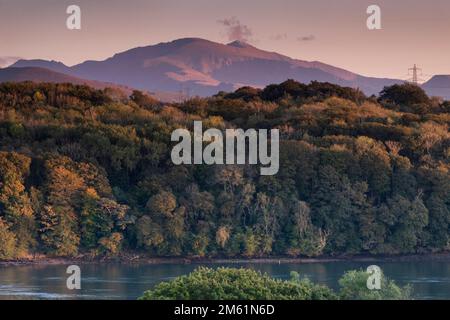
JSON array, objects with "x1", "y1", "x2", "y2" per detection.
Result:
[{"x1": 1, "y1": 260, "x2": 449, "y2": 300}]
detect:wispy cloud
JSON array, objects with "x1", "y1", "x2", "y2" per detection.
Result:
[
  {"x1": 270, "y1": 33, "x2": 287, "y2": 41},
  {"x1": 218, "y1": 17, "x2": 253, "y2": 43},
  {"x1": 0, "y1": 56, "x2": 21, "y2": 68},
  {"x1": 297, "y1": 35, "x2": 316, "y2": 42}
]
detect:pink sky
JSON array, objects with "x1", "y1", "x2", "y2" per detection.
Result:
[{"x1": 1, "y1": 0, "x2": 449, "y2": 79}]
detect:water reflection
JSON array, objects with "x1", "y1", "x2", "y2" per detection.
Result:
[{"x1": 0, "y1": 260, "x2": 449, "y2": 300}]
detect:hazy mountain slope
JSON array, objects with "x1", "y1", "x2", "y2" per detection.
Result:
[
  {"x1": 8, "y1": 38, "x2": 414, "y2": 97},
  {"x1": 0, "y1": 67, "x2": 134, "y2": 95},
  {"x1": 12, "y1": 59, "x2": 71, "y2": 74},
  {"x1": 0, "y1": 56, "x2": 21, "y2": 68},
  {"x1": 422, "y1": 75, "x2": 450, "y2": 99}
]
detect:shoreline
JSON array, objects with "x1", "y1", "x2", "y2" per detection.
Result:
[{"x1": 2, "y1": 251, "x2": 450, "y2": 267}]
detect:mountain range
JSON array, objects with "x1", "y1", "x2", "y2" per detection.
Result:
[{"x1": 2, "y1": 38, "x2": 450, "y2": 100}]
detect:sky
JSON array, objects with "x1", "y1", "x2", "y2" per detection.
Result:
[{"x1": 0, "y1": 0, "x2": 449, "y2": 80}]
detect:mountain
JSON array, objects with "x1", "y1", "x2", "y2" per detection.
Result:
[
  {"x1": 10, "y1": 38, "x2": 404, "y2": 97},
  {"x1": 0, "y1": 67, "x2": 134, "y2": 95},
  {"x1": 10, "y1": 59, "x2": 71, "y2": 74},
  {"x1": 422, "y1": 75, "x2": 450, "y2": 100},
  {"x1": 9, "y1": 38, "x2": 447, "y2": 98}
]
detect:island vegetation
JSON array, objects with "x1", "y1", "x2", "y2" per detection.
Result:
[{"x1": 139, "y1": 267, "x2": 412, "y2": 300}]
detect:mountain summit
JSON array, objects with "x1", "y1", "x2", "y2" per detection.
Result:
[
  {"x1": 6, "y1": 38, "x2": 439, "y2": 97},
  {"x1": 227, "y1": 40, "x2": 255, "y2": 48}
]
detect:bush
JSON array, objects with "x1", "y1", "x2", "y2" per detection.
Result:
[
  {"x1": 379, "y1": 83, "x2": 430, "y2": 112},
  {"x1": 338, "y1": 269, "x2": 412, "y2": 300},
  {"x1": 139, "y1": 267, "x2": 337, "y2": 300},
  {"x1": 140, "y1": 267, "x2": 414, "y2": 300},
  {"x1": 260, "y1": 79, "x2": 365, "y2": 103}
]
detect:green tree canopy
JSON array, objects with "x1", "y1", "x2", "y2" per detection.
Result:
[{"x1": 140, "y1": 267, "x2": 336, "y2": 300}]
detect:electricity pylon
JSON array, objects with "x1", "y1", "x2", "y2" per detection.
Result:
[{"x1": 408, "y1": 64, "x2": 423, "y2": 84}]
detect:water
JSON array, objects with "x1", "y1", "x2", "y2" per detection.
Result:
[{"x1": 1, "y1": 260, "x2": 450, "y2": 300}]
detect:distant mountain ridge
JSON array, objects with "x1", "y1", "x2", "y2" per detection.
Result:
[
  {"x1": 0, "y1": 67, "x2": 134, "y2": 95},
  {"x1": 6, "y1": 38, "x2": 450, "y2": 99}
]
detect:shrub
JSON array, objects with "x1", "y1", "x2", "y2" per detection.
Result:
[
  {"x1": 338, "y1": 269, "x2": 412, "y2": 300},
  {"x1": 379, "y1": 83, "x2": 430, "y2": 112},
  {"x1": 140, "y1": 267, "x2": 337, "y2": 300}
]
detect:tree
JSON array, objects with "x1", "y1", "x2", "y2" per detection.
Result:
[
  {"x1": 215, "y1": 226, "x2": 231, "y2": 248},
  {"x1": 339, "y1": 269, "x2": 411, "y2": 300},
  {"x1": 0, "y1": 218, "x2": 17, "y2": 259},
  {"x1": 39, "y1": 157, "x2": 85, "y2": 256},
  {"x1": 80, "y1": 188, "x2": 130, "y2": 255},
  {"x1": 98, "y1": 232, "x2": 123, "y2": 256},
  {"x1": 146, "y1": 191, "x2": 177, "y2": 218},
  {"x1": 137, "y1": 190, "x2": 187, "y2": 255},
  {"x1": 419, "y1": 168, "x2": 450, "y2": 249},
  {"x1": 223, "y1": 86, "x2": 261, "y2": 102},
  {"x1": 0, "y1": 152, "x2": 36, "y2": 255},
  {"x1": 355, "y1": 137, "x2": 392, "y2": 199},
  {"x1": 377, "y1": 195, "x2": 428, "y2": 253},
  {"x1": 379, "y1": 83, "x2": 430, "y2": 112},
  {"x1": 130, "y1": 90, "x2": 158, "y2": 109},
  {"x1": 310, "y1": 166, "x2": 369, "y2": 253},
  {"x1": 287, "y1": 200, "x2": 328, "y2": 257},
  {"x1": 136, "y1": 215, "x2": 164, "y2": 250},
  {"x1": 140, "y1": 267, "x2": 336, "y2": 300},
  {"x1": 415, "y1": 122, "x2": 449, "y2": 155}
]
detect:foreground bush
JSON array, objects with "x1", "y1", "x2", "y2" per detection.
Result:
[
  {"x1": 140, "y1": 267, "x2": 413, "y2": 300},
  {"x1": 139, "y1": 267, "x2": 336, "y2": 300},
  {"x1": 339, "y1": 270, "x2": 412, "y2": 300}
]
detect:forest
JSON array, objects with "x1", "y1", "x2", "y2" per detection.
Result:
[{"x1": 0, "y1": 80, "x2": 449, "y2": 259}]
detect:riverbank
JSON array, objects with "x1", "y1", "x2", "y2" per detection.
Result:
[{"x1": 2, "y1": 251, "x2": 450, "y2": 267}]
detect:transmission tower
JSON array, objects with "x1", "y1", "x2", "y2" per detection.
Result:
[{"x1": 407, "y1": 64, "x2": 423, "y2": 84}]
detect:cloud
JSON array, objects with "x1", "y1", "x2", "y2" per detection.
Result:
[
  {"x1": 0, "y1": 56, "x2": 21, "y2": 68},
  {"x1": 218, "y1": 17, "x2": 253, "y2": 43},
  {"x1": 297, "y1": 35, "x2": 316, "y2": 41},
  {"x1": 270, "y1": 33, "x2": 287, "y2": 41}
]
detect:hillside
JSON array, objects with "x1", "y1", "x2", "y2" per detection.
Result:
[{"x1": 0, "y1": 80, "x2": 449, "y2": 260}]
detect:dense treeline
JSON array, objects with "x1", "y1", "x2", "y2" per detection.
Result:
[{"x1": 0, "y1": 80, "x2": 449, "y2": 259}]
